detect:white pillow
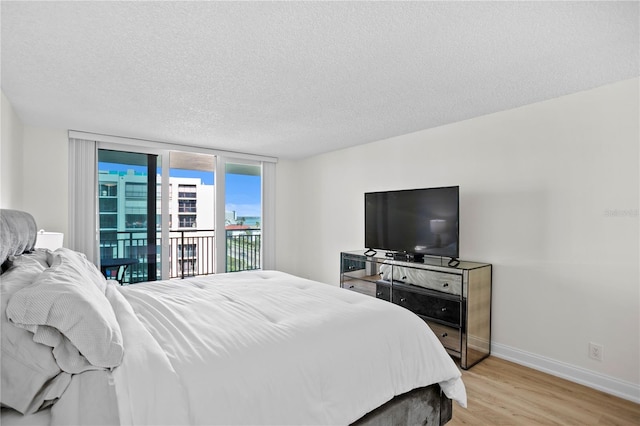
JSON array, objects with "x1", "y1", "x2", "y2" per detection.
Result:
[{"x1": 6, "y1": 248, "x2": 124, "y2": 373}]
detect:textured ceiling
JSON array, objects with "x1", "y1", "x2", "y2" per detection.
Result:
[{"x1": 1, "y1": 1, "x2": 638, "y2": 160}]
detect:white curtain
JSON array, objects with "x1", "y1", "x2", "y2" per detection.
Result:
[
  {"x1": 261, "y1": 161, "x2": 276, "y2": 270},
  {"x1": 68, "y1": 138, "x2": 98, "y2": 264}
]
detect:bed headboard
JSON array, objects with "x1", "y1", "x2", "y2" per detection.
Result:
[{"x1": 0, "y1": 209, "x2": 38, "y2": 267}]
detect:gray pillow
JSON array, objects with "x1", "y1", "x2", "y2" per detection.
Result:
[
  {"x1": 0, "y1": 209, "x2": 37, "y2": 266},
  {"x1": 1, "y1": 253, "x2": 72, "y2": 414},
  {"x1": 6, "y1": 248, "x2": 124, "y2": 373}
]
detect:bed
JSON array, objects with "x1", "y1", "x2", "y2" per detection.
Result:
[{"x1": 0, "y1": 209, "x2": 466, "y2": 425}]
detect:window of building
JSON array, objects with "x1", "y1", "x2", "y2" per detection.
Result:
[
  {"x1": 179, "y1": 259, "x2": 196, "y2": 277},
  {"x1": 126, "y1": 182, "x2": 147, "y2": 198},
  {"x1": 177, "y1": 243, "x2": 197, "y2": 258},
  {"x1": 99, "y1": 182, "x2": 117, "y2": 197},
  {"x1": 100, "y1": 214, "x2": 117, "y2": 229},
  {"x1": 178, "y1": 184, "x2": 197, "y2": 198},
  {"x1": 179, "y1": 199, "x2": 197, "y2": 213},
  {"x1": 179, "y1": 215, "x2": 197, "y2": 228}
]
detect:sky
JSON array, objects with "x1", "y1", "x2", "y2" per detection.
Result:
[
  {"x1": 98, "y1": 163, "x2": 261, "y2": 217},
  {"x1": 222, "y1": 173, "x2": 261, "y2": 217}
]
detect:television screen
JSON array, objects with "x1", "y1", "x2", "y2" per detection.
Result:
[{"x1": 365, "y1": 186, "x2": 459, "y2": 259}]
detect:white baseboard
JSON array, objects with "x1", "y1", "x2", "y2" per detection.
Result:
[{"x1": 490, "y1": 342, "x2": 640, "y2": 404}]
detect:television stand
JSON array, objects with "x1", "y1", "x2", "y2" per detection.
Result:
[{"x1": 340, "y1": 250, "x2": 492, "y2": 369}]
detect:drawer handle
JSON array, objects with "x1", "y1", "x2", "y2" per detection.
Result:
[
  {"x1": 376, "y1": 291, "x2": 383, "y2": 297},
  {"x1": 402, "y1": 276, "x2": 407, "y2": 280},
  {"x1": 443, "y1": 283, "x2": 449, "y2": 287},
  {"x1": 441, "y1": 307, "x2": 447, "y2": 312},
  {"x1": 400, "y1": 297, "x2": 407, "y2": 303},
  {"x1": 441, "y1": 333, "x2": 448, "y2": 338},
  {"x1": 348, "y1": 285, "x2": 354, "y2": 289}
]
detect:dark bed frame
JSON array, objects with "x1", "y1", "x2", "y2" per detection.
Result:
[{"x1": 353, "y1": 384, "x2": 452, "y2": 425}]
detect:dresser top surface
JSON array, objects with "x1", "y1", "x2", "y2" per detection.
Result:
[{"x1": 342, "y1": 250, "x2": 491, "y2": 271}]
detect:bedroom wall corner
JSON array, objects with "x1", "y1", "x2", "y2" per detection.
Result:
[
  {"x1": 277, "y1": 77, "x2": 640, "y2": 398},
  {"x1": 1, "y1": 90, "x2": 25, "y2": 209},
  {"x1": 22, "y1": 126, "x2": 69, "y2": 239}
]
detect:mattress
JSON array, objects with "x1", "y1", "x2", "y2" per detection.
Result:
[{"x1": 109, "y1": 270, "x2": 466, "y2": 424}]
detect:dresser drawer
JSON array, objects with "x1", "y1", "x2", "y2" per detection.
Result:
[
  {"x1": 422, "y1": 271, "x2": 462, "y2": 296},
  {"x1": 425, "y1": 320, "x2": 461, "y2": 353},
  {"x1": 393, "y1": 288, "x2": 461, "y2": 326},
  {"x1": 380, "y1": 263, "x2": 462, "y2": 296},
  {"x1": 342, "y1": 280, "x2": 376, "y2": 297},
  {"x1": 375, "y1": 283, "x2": 391, "y2": 300}
]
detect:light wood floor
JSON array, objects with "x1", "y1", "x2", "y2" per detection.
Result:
[{"x1": 449, "y1": 357, "x2": 640, "y2": 425}]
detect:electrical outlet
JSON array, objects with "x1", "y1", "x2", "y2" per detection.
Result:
[{"x1": 589, "y1": 342, "x2": 603, "y2": 361}]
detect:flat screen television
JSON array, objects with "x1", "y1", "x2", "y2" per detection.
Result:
[{"x1": 365, "y1": 186, "x2": 459, "y2": 261}]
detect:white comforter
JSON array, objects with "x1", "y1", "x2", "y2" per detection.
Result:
[{"x1": 109, "y1": 270, "x2": 466, "y2": 425}]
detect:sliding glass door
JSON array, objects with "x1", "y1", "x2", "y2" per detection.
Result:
[
  {"x1": 224, "y1": 161, "x2": 262, "y2": 272},
  {"x1": 98, "y1": 149, "x2": 161, "y2": 284},
  {"x1": 168, "y1": 152, "x2": 215, "y2": 278},
  {"x1": 89, "y1": 137, "x2": 273, "y2": 283},
  {"x1": 98, "y1": 148, "x2": 220, "y2": 283}
]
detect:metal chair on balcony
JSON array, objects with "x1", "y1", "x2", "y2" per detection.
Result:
[{"x1": 100, "y1": 257, "x2": 138, "y2": 284}]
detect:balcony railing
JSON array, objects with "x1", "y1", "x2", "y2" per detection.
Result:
[
  {"x1": 226, "y1": 229, "x2": 261, "y2": 273},
  {"x1": 99, "y1": 228, "x2": 261, "y2": 283},
  {"x1": 169, "y1": 229, "x2": 215, "y2": 279}
]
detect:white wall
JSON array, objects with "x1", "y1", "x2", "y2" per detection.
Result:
[
  {"x1": 1, "y1": 91, "x2": 24, "y2": 209},
  {"x1": 275, "y1": 78, "x2": 639, "y2": 400},
  {"x1": 21, "y1": 126, "x2": 69, "y2": 237},
  {"x1": 1, "y1": 91, "x2": 69, "y2": 234}
]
